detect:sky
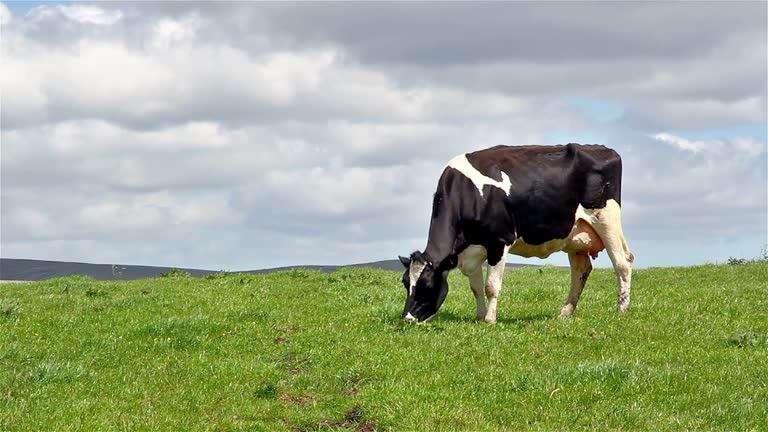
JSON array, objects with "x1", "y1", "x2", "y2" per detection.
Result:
[{"x1": 1, "y1": 1, "x2": 766, "y2": 271}]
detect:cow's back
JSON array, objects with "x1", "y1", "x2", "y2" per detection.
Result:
[{"x1": 457, "y1": 143, "x2": 623, "y2": 246}]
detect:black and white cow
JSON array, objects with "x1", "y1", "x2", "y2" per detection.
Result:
[{"x1": 399, "y1": 143, "x2": 634, "y2": 323}]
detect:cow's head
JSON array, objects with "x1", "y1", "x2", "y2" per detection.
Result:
[{"x1": 398, "y1": 251, "x2": 451, "y2": 322}]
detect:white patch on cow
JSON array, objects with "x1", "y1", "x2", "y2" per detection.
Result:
[
  {"x1": 458, "y1": 245, "x2": 487, "y2": 276},
  {"x1": 403, "y1": 312, "x2": 416, "y2": 322},
  {"x1": 484, "y1": 244, "x2": 510, "y2": 324},
  {"x1": 458, "y1": 246, "x2": 488, "y2": 320},
  {"x1": 408, "y1": 261, "x2": 426, "y2": 296},
  {"x1": 447, "y1": 154, "x2": 511, "y2": 197}
]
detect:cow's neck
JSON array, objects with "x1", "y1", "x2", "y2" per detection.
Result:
[{"x1": 422, "y1": 198, "x2": 461, "y2": 269}]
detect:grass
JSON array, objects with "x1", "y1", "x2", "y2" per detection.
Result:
[{"x1": 1, "y1": 262, "x2": 767, "y2": 431}]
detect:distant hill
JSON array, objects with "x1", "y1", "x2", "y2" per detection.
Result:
[{"x1": 0, "y1": 258, "x2": 541, "y2": 281}]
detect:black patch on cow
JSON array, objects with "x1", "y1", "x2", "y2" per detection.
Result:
[
  {"x1": 431, "y1": 191, "x2": 443, "y2": 219},
  {"x1": 580, "y1": 270, "x2": 590, "y2": 285}
]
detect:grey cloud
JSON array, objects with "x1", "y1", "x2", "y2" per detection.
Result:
[
  {"x1": 101, "y1": 2, "x2": 761, "y2": 64},
  {"x1": 250, "y1": 2, "x2": 765, "y2": 64},
  {"x1": 614, "y1": 131, "x2": 767, "y2": 240},
  {"x1": 1, "y1": 1, "x2": 766, "y2": 269},
  {"x1": 621, "y1": 97, "x2": 767, "y2": 131},
  {"x1": 4, "y1": 2, "x2": 763, "y2": 134}
]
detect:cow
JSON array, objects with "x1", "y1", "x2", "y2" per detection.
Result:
[{"x1": 399, "y1": 143, "x2": 634, "y2": 323}]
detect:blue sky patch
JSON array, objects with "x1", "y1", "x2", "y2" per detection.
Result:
[{"x1": 564, "y1": 96, "x2": 625, "y2": 123}]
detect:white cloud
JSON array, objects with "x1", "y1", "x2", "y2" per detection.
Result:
[
  {"x1": 151, "y1": 13, "x2": 202, "y2": 49},
  {"x1": 652, "y1": 133, "x2": 709, "y2": 153},
  {"x1": 1, "y1": 2, "x2": 765, "y2": 269},
  {"x1": 24, "y1": 4, "x2": 122, "y2": 26},
  {"x1": 622, "y1": 133, "x2": 766, "y2": 242},
  {"x1": 0, "y1": 2, "x2": 11, "y2": 25},
  {"x1": 58, "y1": 5, "x2": 122, "y2": 25}
]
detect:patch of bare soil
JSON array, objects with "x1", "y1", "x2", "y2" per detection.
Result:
[
  {"x1": 279, "y1": 392, "x2": 315, "y2": 406},
  {"x1": 293, "y1": 407, "x2": 378, "y2": 432}
]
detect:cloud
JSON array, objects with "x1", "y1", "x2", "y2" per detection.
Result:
[
  {"x1": 0, "y1": 2, "x2": 10, "y2": 25},
  {"x1": 620, "y1": 133, "x2": 766, "y2": 241},
  {"x1": 57, "y1": 5, "x2": 123, "y2": 25},
  {"x1": 25, "y1": 4, "x2": 123, "y2": 25},
  {"x1": 151, "y1": 13, "x2": 201, "y2": 49},
  {"x1": 625, "y1": 97, "x2": 766, "y2": 131},
  {"x1": 652, "y1": 133, "x2": 709, "y2": 153},
  {"x1": 1, "y1": 2, "x2": 765, "y2": 269},
  {"x1": 251, "y1": 2, "x2": 766, "y2": 64}
]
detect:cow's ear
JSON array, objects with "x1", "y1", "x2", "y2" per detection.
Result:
[
  {"x1": 398, "y1": 255, "x2": 411, "y2": 268},
  {"x1": 411, "y1": 251, "x2": 426, "y2": 264}
]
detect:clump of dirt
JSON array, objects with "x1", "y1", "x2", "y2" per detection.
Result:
[
  {"x1": 341, "y1": 386, "x2": 360, "y2": 396},
  {"x1": 273, "y1": 325, "x2": 298, "y2": 344},
  {"x1": 279, "y1": 392, "x2": 315, "y2": 406},
  {"x1": 356, "y1": 420, "x2": 378, "y2": 432},
  {"x1": 293, "y1": 406, "x2": 378, "y2": 432},
  {"x1": 344, "y1": 406, "x2": 364, "y2": 423}
]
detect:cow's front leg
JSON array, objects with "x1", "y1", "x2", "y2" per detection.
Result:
[
  {"x1": 458, "y1": 245, "x2": 488, "y2": 321},
  {"x1": 467, "y1": 267, "x2": 486, "y2": 320},
  {"x1": 484, "y1": 245, "x2": 510, "y2": 324}
]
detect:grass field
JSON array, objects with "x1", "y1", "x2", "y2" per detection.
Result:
[{"x1": 1, "y1": 262, "x2": 767, "y2": 431}]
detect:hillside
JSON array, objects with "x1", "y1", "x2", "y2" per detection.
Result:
[{"x1": 0, "y1": 258, "x2": 538, "y2": 281}]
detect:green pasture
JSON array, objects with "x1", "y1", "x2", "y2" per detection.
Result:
[{"x1": 1, "y1": 262, "x2": 766, "y2": 431}]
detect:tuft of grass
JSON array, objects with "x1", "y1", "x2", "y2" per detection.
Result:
[
  {"x1": 0, "y1": 262, "x2": 766, "y2": 430},
  {"x1": 727, "y1": 244, "x2": 768, "y2": 266},
  {"x1": 158, "y1": 268, "x2": 192, "y2": 278},
  {"x1": 1, "y1": 302, "x2": 19, "y2": 321},
  {"x1": 254, "y1": 382, "x2": 279, "y2": 399},
  {"x1": 728, "y1": 330, "x2": 768, "y2": 348},
  {"x1": 84, "y1": 286, "x2": 107, "y2": 297}
]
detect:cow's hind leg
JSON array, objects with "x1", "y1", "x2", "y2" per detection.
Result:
[
  {"x1": 484, "y1": 244, "x2": 510, "y2": 324},
  {"x1": 586, "y1": 200, "x2": 634, "y2": 312},
  {"x1": 458, "y1": 246, "x2": 488, "y2": 321},
  {"x1": 560, "y1": 252, "x2": 592, "y2": 317}
]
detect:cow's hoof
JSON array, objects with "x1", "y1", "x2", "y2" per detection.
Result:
[
  {"x1": 559, "y1": 305, "x2": 575, "y2": 318},
  {"x1": 484, "y1": 317, "x2": 497, "y2": 324},
  {"x1": 618, "y1": 305, "x2": 630, "y2": 313}
]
